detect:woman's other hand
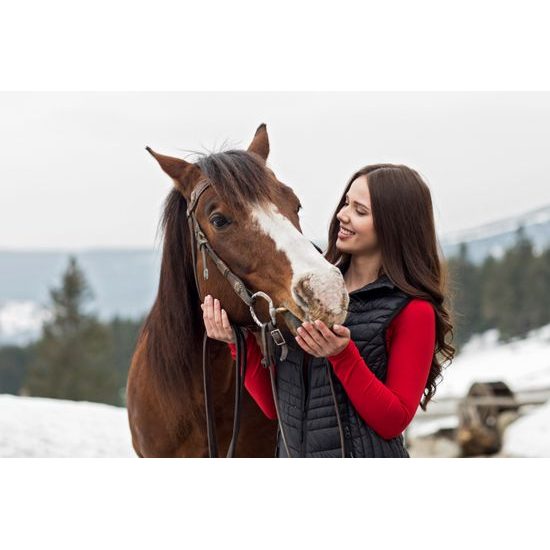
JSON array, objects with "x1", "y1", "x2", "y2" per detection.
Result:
[
  {"x1": 201, "y1": 294, "x2": 235, "y2": 343},
  {"x1": 295, "y1": 320, "x2": 351, "y2": 357}
]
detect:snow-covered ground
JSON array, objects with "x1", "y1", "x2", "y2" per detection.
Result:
[
  {"x1": 0, "y1": 394, "x2": 135, "y2": 457},
  {"x1": 407, "y1": 324, "x2": 550, "y2": 456},
  {"x1": 437, "y1": 324, "x2": 550, "y2": 399},
  {"x1": 502, "y1": 401, "x2": 550, "y2": 457}
]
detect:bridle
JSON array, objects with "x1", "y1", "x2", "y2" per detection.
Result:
[
  {"x1": 186, "y1": 179, "x2": 295, "y2": 458},
  {"x1": 186, "y1": 179, "x2": 349, "y2": 458}
]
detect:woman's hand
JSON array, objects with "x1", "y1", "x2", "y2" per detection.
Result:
[
  {"x1": 295, "y1": 320, "x2": 351, "y2": 357},
  {"x1": 201, "y1": 294, "x2": 235, "y2": 344}
]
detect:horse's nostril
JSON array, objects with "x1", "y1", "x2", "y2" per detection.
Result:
[
  {"x1": 293, "y1": 290, "x2": 309, "y2": 313},
  {"x1": 296, "y1": 276, "x2": 314, "y2": 301}
]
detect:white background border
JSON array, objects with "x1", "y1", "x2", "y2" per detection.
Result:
[{"x1": 2, "y1": 1, "x2": 550, "y2": 548}]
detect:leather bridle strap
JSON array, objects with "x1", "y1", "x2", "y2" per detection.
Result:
[
  {"x1": 186, "y1": 180, "x2": 254, "y2": 307},
  {"x1": 226, "y1": 325, "x2": 247, "y2": 457},
  {"x1": 202, "y1": 329, "x2": 218, "y2": 458},
  {"x1": 187, "y1": 180, "x2": 290, "y2": 458},
  {"x1": 189, "y1": 180, "x2": 249, "y2": 458},
  {"x1": 201, "y1": 322, "x2": 248, "y2": 458},
  {"x1": 259, "y1": 320, "x2": 293, "y2": 458}
]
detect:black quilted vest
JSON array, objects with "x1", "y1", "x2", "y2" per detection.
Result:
[{"x1": 275, "y1": 269, "x2": 413, "y2": 458}]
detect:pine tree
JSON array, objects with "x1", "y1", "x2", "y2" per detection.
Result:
[
  {"x1": 108, "y1": 315, "x2": 144, "y2": 405},
  {"x1": 25, "y1": 256, "x2": 119, "y2": 404},
  {"x1": 447, "y1": 242, "x2": 482, "y2": 349},
  {"x1": 0, "y1": 345, "x2": 30, "y2": 394},
  {"x1": 479, "y1": 254, "x2": 501, "y2": 332},
  {"x1": 490, "y1": 225, "x2": 535, "y2": 340}
]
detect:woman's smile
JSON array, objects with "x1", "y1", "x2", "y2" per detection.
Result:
[{"x1": 338, "y1": 225, "x2": 356, "y2": 239}]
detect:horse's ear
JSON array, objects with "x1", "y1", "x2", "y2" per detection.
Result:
[
  {"x1": 146, "y1": 147, "x2": 201, "y2": 197},
  {"x1": 247, "y1": 123, "x2": 270, "y2": 161}
]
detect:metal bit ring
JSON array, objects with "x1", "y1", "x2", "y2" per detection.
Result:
[{"x1": 249, "y1": 291, "x2": 277, "y2": 327}]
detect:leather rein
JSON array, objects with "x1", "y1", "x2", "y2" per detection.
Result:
[{"x1": 186, "y1": 180, "x2": 295, "y2": 458}]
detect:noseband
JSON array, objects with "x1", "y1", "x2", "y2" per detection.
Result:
[{"x1": 186, "y1": 180, "x2": 294, "y2": 458}]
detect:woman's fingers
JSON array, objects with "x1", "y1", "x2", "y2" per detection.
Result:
[
  {"x1": 301, "y1": 322, "x2": 325, "y2": 346},
  {"x1": 296, "y1": 320, "x2": 349, "y2": 357},
  {"x1": 332, "y1": 324, "x2": 351, "y2": 338},
  {"x1": 295, "y1": 335, "x2": 318, "y2": 356},
  {"x1": 212, "y1": 298, "x2": 228, "y2": 337},
  {"x1": 221, "y1": 309, "x2": 235, "y2": 343},
  {"x1": 313, "y1": 320, "x2": 337, "y2": 342},
  {"x1": 201, "y1": 302, "x2": 215, "y2": 337},
  {"x1": 297, "y1": 323, "x2": 323, "y2": 353},
  {"x1": 202, "y1": 295, "x2": 218, "y2": 338},
  {"x1": 202, "y1": 295, "x2": 234, "y2": 343},
  {"x1": 205, "y1": 295, "x2": 216, "y2": 326},
  {"x1": 221, "y1": 308, "x2": 231, "y2": 330}
]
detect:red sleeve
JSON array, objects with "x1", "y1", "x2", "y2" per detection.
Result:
[
  {"x1": 327, "y1": 299, "x2": 436, "y2": 440},
  {"x1": 227, "y1": 332, "x2": 277, "y2": 420}
]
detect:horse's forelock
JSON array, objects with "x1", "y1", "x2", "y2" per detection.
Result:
[{"x1": 196, "y1": 150, "x2": 274, "y2": 211}]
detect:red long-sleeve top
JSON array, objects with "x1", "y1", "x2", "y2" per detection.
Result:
[{"x1": 227, "y1": 298, "x2": 436, "y2": 440}]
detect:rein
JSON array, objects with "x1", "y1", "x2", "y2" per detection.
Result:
[{"x1": 186, "y1": 180, "x2": 294, "y2": 458}]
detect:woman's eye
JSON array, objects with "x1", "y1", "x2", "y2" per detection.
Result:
[{"x1": 210, "y1": 215, "x2": 230, "y2": 228}]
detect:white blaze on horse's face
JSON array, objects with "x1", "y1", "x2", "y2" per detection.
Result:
[{"x1": 250, "y1": 203, "x2": 349, "y2": 327}]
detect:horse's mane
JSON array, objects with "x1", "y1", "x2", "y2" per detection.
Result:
[{"x1": 139, "y1": 150, "x2": 274, "y2": 413}]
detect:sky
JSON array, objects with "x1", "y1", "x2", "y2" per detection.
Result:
[{"x1": 1, "y1": 92, "x2": 550, "y2": 250}]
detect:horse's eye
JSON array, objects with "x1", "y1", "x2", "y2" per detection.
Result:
[
  {"x1": 210, "y1": 215, "x2": 230, "y2": 229},
  {"x1": 296, "y1": 204, "x2": 302, "y2": 214}
]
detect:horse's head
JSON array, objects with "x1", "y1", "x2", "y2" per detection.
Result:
[{"x1": 146, "y1": 124, "x2": 348, "y2": 335}]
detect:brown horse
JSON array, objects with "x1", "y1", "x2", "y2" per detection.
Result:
[{"x1": 127, "y1": 124, "x2": 348, "y2": 457}]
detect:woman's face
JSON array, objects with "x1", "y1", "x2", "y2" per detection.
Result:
[{"x1": 336, "y1": 174, "x2": 378, "y2": 254}]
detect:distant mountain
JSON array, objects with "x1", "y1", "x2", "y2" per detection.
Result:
[{"x1": 440, "y1": 204, "x2": 550, "y2": 264}]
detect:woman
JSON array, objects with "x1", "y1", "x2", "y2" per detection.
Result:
[{"x1": 201, "y1": 163, "x2": 455, "y2": 457}]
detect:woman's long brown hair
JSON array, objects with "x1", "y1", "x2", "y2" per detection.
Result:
[{"x1": 325, "y1": 164, "x2": 455, "y2": 410}]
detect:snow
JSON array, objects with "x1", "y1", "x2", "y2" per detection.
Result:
[
  {"x1": 407, "y1": 324, "x2": 550, "y2": 456},
  {"x1": 0, "y1": 394, "x2": 136, "y2": 457},
  {"x1": 407, "y1": 415, "x2": 458, "y2": 439},
  {"x1": 0, "y1": 300, "x2": 50, "y2": 345},
  {"x1": 436, "y1": 324, "x2": 550, "y2": 399},
  {"x1": 502, "y1": 401, "x2": 550, "y2": 457}
]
